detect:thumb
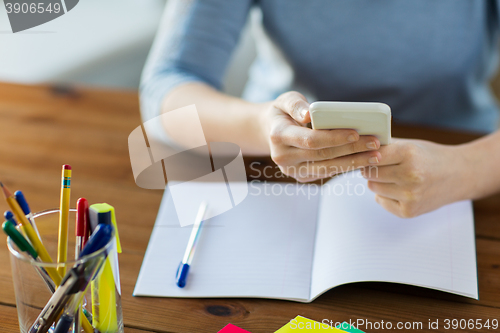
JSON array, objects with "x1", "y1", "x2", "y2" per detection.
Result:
[{"x1": 274, "y1": 91, "x2": 310, "y2": 124}]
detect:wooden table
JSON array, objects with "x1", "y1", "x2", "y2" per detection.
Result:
[{"x1": 0, "y1": 82, "x2": 499, "y2": 333}]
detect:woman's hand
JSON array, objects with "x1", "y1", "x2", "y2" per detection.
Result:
[
  {"x1": 361, "y1": 138, "x2": 468, "y2": 218},
  {"x1": 259, "y1": 91, "x2": 382, "y2": 182}
]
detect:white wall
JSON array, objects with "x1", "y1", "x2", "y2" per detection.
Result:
[
  {"x1": 0, "y1": 0, "x2": 257, "y2": 94},
  {"x1": 0, "y1": 0, "x2": 165, "y2": 89}
]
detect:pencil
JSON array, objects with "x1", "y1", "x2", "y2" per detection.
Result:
[
  {"x1": 1, "y1": 182, "x2": 61, "y2": 285},
  {"x1": 1, "y1": 182, "x2": 94, "y2": 333},
  {"x1": 57, "y1": 164, "x2": 72, "y2": 276}
]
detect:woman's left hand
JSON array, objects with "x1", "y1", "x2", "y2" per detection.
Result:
[{"x1": 360, "y1": 138, "x2": 469, "y2": 218}]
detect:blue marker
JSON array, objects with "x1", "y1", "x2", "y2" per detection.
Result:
[
  {"x1": 14, "y1": 190, "x2": 41, "y2": 239},
  {"x1": 79, "y1": 223, "x2": 113, "y2": 258},
  {"x1": 4, "y1": 211, "x2": 17, "y2": 226},
  {"x1": 176, "y1": 202, "x2": 208, "y2": 288}
]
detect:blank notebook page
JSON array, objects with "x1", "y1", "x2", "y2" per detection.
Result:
[
  {"x1": 134, "y1": 182, "x2": 320, "y2": 301},
  {"x1": 310, "y1": 171, "x2": 478, "y2": 300}
]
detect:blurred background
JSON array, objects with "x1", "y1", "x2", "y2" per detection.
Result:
[
  {"x1": 1, "y1": 0, "x2": 500, "y2": 101},
  {"x1": 0, "y1": 0, "x2": 260, "y2": 97}
]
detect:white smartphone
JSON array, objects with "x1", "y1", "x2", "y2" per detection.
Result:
[{"x1": 309, "y1": 101, "x2": 392, "y2": 145}]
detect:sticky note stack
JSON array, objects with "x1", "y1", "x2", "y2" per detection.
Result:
[
  {"x1": 216, "y1": 316, "x2": 365, "y2": 333},
  {"x1": 218, "y1": 323, "x2": 252, "y2": 333}
]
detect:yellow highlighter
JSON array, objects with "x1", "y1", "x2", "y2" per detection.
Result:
[
  {"x1": 57, "y1": 164, "x2": 72, "y2": 277},
  {"x1": 89, "y1": 203, "x2": 122, "y2": 333}
]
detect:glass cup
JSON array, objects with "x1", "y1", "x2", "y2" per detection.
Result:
[{"x1": 7, "y1": 209, "x2": 124, "y2": 333}]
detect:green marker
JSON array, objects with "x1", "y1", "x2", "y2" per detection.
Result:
[
  {"x1": 3, "y1": 220, "x2": 55, "y2": 293},
  {"x1": 3, "y1": 220, "x2": 38, "y2": 259}
]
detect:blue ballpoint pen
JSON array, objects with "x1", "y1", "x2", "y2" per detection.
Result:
[
  {"x1": 176, "y1": 201, "x2": 208, "y2": 288},
  {"x1": 4, "y1": 210, "x2": 17, "y2": 225},
  {"x1": 14, "y1": 190, "x2": 41, "y2": 240}
]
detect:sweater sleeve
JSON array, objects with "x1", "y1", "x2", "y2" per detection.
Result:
[{"x1": 139, "y1": 0, "x2": 253, "y2": 145}]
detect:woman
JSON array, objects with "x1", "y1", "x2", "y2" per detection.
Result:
[{"x1": 140, "y1": 0, "x2": 500, "y2": 218}]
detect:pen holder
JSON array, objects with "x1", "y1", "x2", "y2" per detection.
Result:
[{"x1": 6, "y1": 209, "x2": 124, "y2": 333}]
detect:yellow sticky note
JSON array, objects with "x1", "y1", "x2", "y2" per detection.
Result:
[{"x1": 276, "y1": 316, "x2": 346, "y2": 332}]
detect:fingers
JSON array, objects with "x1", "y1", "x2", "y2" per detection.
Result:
[
  {"x1": 371, "y1": 182, "x2": 425, "y2": 218},
  {"x1": 367, "y1": 181, "x2": 399, "y2": 200},
  {"x1": 273, "y1": 91, "x2": 311, "y2": 124},
  {"x1": 374, "y1": 195, "x2": 403, "y2": 217},
  {"x1": 292, "y1": 135, "x2": 380, "y2": 162},
  {"x1": 376, "y1": 139, "x2": 407, "y2": 166},
  {"x1": 360, "y1": 165, "x2": 399, "y2": 183},
  {"x1": 275, "y1": 124, "x2": 365, "y2": 149},
  {"x1": 374, "y1": 193, "x2": 423, "y2": 218},
  {"x1": 286, "y1": 150, "x2": 382, "y2": 178},
  {"x1": 294, "y1": 175, "x2": 322, "y2": 183}
]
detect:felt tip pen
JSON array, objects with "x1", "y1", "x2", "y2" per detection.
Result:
[
  {"x1": 176, "y1": 201, "x2": 208, "y2": 288},
  {"x1": 3, "y1": 220, "x2": 37, "y2": 259}
]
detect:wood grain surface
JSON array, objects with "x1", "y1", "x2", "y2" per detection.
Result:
[{"x1": 0, "y1": 82, "x2": 499, "y2": 333}]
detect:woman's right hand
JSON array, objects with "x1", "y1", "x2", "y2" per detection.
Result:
[{"x1": 259, "y1": 91, "x2": 382, "y2": 182}]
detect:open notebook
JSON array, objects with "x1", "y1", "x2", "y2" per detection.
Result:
[{"x1": 134, "y1": 171, "x2": 478, "y2": 302}]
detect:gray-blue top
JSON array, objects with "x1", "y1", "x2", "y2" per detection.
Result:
[{"x1": 141, "y1": 0, "x2": 500, "y2": 135}]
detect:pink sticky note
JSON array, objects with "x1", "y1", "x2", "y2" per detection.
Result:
[{"x1": 217, "y1": 323, "x2": 252, "y2": 333}]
